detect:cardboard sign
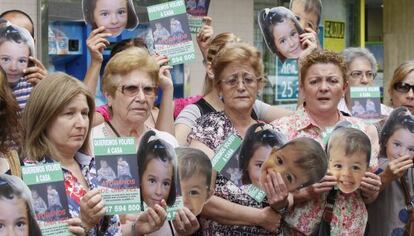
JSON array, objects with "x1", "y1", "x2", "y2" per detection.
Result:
[
  {"x1": 94, "y1": 137, "x2": 141, "y2": 215},
  {"x1": 350, "y1": 86, "x2": 381, "y2": 119},
  {"x1": 22, "y1": 163, "x2": 71, "y2": 236},
  {"x1": 275, "y1": 59, "x2": 299, "y2": 102},
  {"x1": 185, "y1": 0, "x2": 211, "y2": 33}
]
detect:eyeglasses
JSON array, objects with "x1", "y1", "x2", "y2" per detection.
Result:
[
  {"x1": 349, "y1": 70, "x2": 376, "y2": 80},
  {"x1": 221, "y1": 73, "x2": 261, "y2": 88},
  {"x1": 118, "y1": 84, "x2": 157, "y2": 97},
  {"x1": 394, "y1": 82, "x2": 414, "y2": 93}
]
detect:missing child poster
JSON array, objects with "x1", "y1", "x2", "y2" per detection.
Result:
[
  {"x1": 275, "y1": 59, "x2": 299, "y2": 102},
  {"x1": 147, "y1": 0, "x2": 196, "y2": 65},
  {"x1": 350, "y1": 86, "x2": 381, "y2": 119},
  {"x1": 185, "y1": 0, "x2": 210, "y2": 33},
  {"x1": 22, "y1": 163, "x2": 71, "y2": 236},
  {"x1": 211, "y1": 133, "x2": 267, "y2": 202},
  {"x1": 93, "y1": 137, "x2": 141, "y2": 215}
]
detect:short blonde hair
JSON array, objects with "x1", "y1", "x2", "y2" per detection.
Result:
[
  {"x1": 212, "y1": 42, "x2": 265, "y2": 90},
  {"x1": 388, "y1": 60, "x2": 414, "y2": 100},
  {"x1": 102, "y1": 47, "x2": 159, "y2": 97},
  {"x1": 22, "y1": 72, "x2": 95, "y2": 161}
]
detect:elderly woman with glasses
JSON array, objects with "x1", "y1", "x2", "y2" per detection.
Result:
[
  {"x1": 388, "y1": 60, "x2": 414, "y2": 114},
  {"x1": 188, "y1": 42, "x2": 282, "y2": 235},
  {"x1": 92, "y1": 47, "x2": 177, "y2": 146},
  {"x1": 339, "y1": 47, "x2": 393, "y2": 116}
]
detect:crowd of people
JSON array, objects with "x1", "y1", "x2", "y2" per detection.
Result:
[{"x1": 1, "y1": 0, "x2": 414, "y2": 235}]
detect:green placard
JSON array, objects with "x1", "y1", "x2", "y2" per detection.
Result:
[
  {"x1": 93, "y1": 137, "x2": 136, "y2": 155},
  {"x1": 275, "y1": 59, "x2": 299, "y2": 101},
  {"x1": 22, "y1": 163, "x2": 64, "y2": 185},
  {"x1": 148, "y1": 0, "x2": 187, "y2": 21},
  {"x1": 166, "y1": 196, "x2": 183, "y2": 221},
  {"x1": 188, "y1": 16, "x2": 203, "y2": 34},
  {"x1": 211, "y1": 134, "x2": 242, "y2": 172},
  {"x1": 350, "y1": 86, "x2": 381, "y2": 98},
  {"x1": 245, "y1": 184, "x2": 266, "y2": 203},
  {"x1": 39, "y1": 222, "x2": 71, "y2": 236},
  {"x1": 102, "y1": 189, "x2": 141, "y2": 215}
]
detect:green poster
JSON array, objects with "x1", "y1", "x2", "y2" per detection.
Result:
[{"x1": 94, "y1": 137, "x2": 141, "y2": 215}]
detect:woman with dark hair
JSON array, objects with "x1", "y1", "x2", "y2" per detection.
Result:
[
  {"x1": 0, "y1": 67, "x2": 21, "y2": 176},
  {"x1": 0, "y1": 174, "x2": 42, "y2": 236},
  {"x1": 239, "y1": 123, "x2": 286, "y2": 187},
  {"x1": 368, "y1": 107, "x2": 414, "y2": 235}
]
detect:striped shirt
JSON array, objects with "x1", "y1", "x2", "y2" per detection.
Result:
[{"x1": 11, "y1": 78, "x2": 33, "y2": 112}]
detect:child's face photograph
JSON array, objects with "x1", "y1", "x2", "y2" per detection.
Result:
[
  {"x1": 328, "y1": 147, "x2": 368, "y2": 193},
  {"x1": 0, "y1": 41, "x2": 29, "y2": 84},
  {"x1": 0, "y1": 197, "x2": 29, "y2": 236},
  {"x1": 180, "y1": 173, "x2": 210, "y2": 216},
  {"x1": 272, "y1": 19, "x2": 302, "y2": 59},
  {"x1": 260, "y1": 146, "x2": 309, "y2": 191},
  {"x1": 290, "y1": 0, "x2": 319, "y2": 31},
  {"x1": 93, "y1": 0, "x2": 128, "y2": 36},
  {"x1": 386, "y1": 128, "x2": 414, "y2": 161},
  {"x1": 141, "y1": 158, "x2": 173, "y2": 207},
  {"x1": 248, "y1": 145, "x2": 272, "y2": 187}
]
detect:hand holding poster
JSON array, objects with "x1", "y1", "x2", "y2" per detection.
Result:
[
  {"x1": 93, "y1": 137, "x2": 141, "y2": 215},
  {"x1": 138, "y1": 131, "x2": 183, "y2": 220},
  {"x1": 22, "y1": 163, "x2": 71, "y2": 236},
  {"x1": 147, "y1": 0, "x2": 196, "y2": 65}
]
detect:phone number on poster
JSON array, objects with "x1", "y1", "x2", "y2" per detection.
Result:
[
  {"x1": 171, "y1": 54, "x2": 195, "y2": 65},
  {"x1": 107, "y1": 204, "x2": 140, "y2": 213}
]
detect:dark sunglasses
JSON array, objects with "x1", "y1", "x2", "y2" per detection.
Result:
[{"x1": 394, "y1": 82, "x2": 414, "y2": 93}]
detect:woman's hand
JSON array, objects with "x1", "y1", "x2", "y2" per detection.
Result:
[
  {"x1": 172, "y1": 207, "x2": 200, "y2": 236},
  {"x1": 66, "y1": 217, "x2": 85, "y2": 236},
  {"x1": 256, "y1": 207, "x2": 281, "y2": 233},
  {"x1": 298, "y1": 28, "x2": 318, "y2": 64},
  {"x1": 262, "y1": 170, "x2": 289, "y2": 211},
  {"x1": 360, "y1": 172, "x2": 381, "y2": 204},
  {"x1": 196, "y1": 16, "x2": 214, "y2": 60},
  {"x1": 158, "y1": 65, "x2": 174, "y2": 92},
  {"x1": 306, "y1": 175, "x2": 337, "y2": 198},
  {"x1": 86, "y1": 26, "x2": 111, "y2": 64},
  {"x1": 153, "y1": 53, "x2": 169, "y2": 67},
  {"x1": 79, "y1": 189, "x2": 106, "y2": 231},
  {"x1": 134, "y1": 200, "x2": 168, "y2": 236},
  {"x1": 24, "y1": 56, "x2": 47, "y2": 85}
]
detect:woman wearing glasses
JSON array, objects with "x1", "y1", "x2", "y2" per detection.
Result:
[
  {"x1": 388, "y1": 60, "x2": 414, "y2": 114},
  {"x1": 188, "y1": 42, "x2": 282, "y2": 235},
  {"x1": 92, "y1": 47, "x2": 177, "y2": 147},
  {"x1": 339, "y1": 47, "x2": 393, "y2": 116}
]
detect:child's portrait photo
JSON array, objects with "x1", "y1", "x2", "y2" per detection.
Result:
[
  {"x1": 82, "y1": 0, "x2": 139, "y2": 37},
  {"x1": 258, "y1": 6, "x2": 305, "y2": 62}
]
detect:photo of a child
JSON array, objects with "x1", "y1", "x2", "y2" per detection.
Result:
[
  {"x1": 239, "y1": 123, "x2": 286, "y2": 189},
  {"x1": 138, "y1": 130, "x2": 179, "y2": 208},
  {"x1": 260, "y1": 137, "x2": 327, "y2": 191},
  {"x1": 258, "y1": 6, "x2": 305, "y2": 62},
  {"x1": 82, "y1": 0, "x2": 139, "y2": 37},
  {"x1": 326, "y1": 126, "x2": 371, "y2": 193},
  {"x1": 176, "y1": 147, "x2": 213, "y2": 216}
]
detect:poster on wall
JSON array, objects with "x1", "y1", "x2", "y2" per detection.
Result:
[
  {"x1": 185, "y1": 0, "x2": 211, "y2": 33},
  {"x1": 324, "y1": 20, "x2": 345, "y2": 53},
  {"x1": 275, "y1": 59, "x2": 299, "y2": 102},
  {"x1": 147, "y1": 0, "x2": 196, "y2": 65}
]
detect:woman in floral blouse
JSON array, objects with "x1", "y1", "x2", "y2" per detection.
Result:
[
  {"x1": 271, "y1": 50, "x2": 381, "y2": 235},
  {"x1": 188, "y1": 42, "x2": 282, "y2": 235}
]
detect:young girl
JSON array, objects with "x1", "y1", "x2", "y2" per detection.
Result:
[
  {"x1": 137, "y1": 130, "x2": 178, "y2": 236},
  {"x1": 368, "y1": 107, "x2": 414, "y2": 236},
  {"x1": 239, "y1": 123, "x2": 286, "y2": 188},
  {"x1": 258, "y1": 6, "x2": 305, "y2": 62},
  {"x1": 0, "y1": 174, "x2": 42, "y2": 236},
  {"x1": 82, "y1": 0, "x2": 138, "y2": 37}
]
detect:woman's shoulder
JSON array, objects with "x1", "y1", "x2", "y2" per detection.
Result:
[{"x1": 175, "y1": 103, "x2": 202, "y2": 127}]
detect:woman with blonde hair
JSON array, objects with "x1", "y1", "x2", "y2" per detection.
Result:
[
  {"x1": 22, "y1": 72, "x2": 120, "y2": 235},
  {"x1": 0, "y1": 67, "x2": 21, "y2": 176},
  {"x1": 175, "y1": 32, "x2": 292, "y2": 145},
  {"x1": 388, "y1": 60, "x2": 414, "y2": 114}
]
